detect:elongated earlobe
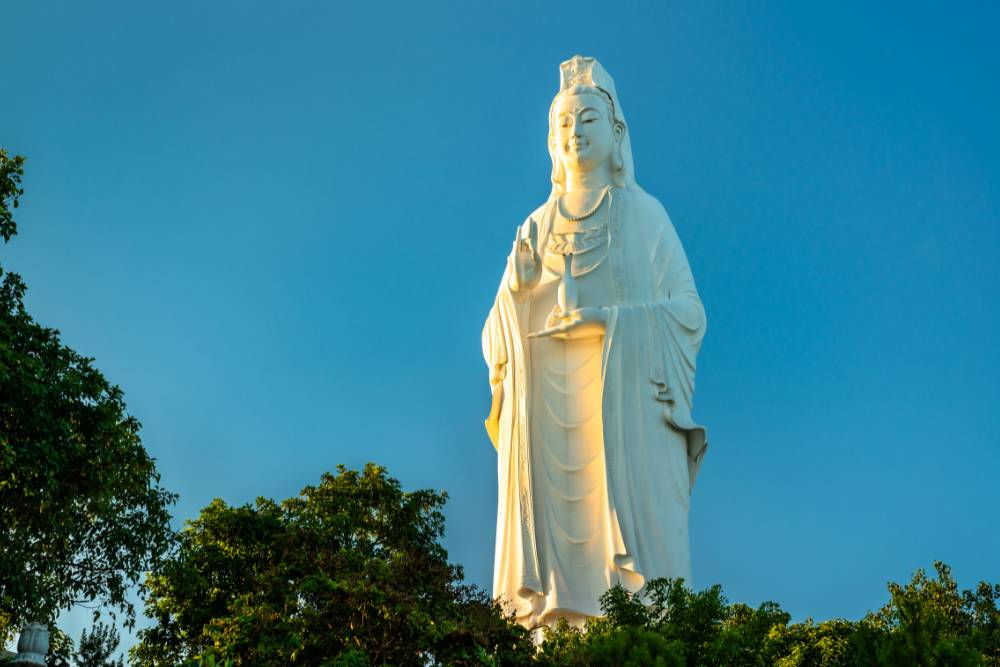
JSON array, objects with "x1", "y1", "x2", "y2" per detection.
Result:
[
  {"x1": 611, "y1": 123, "x2": 626, "y2": 172},
  {"x1": 552, "y1": 158, "x2": 565, "y2": 189},
  {"x1": 549, "y1": 134, "x2": 565, "y2": 190},
  {"x1": 613, "y1": 135, "x2": 625, "y2": 172}
]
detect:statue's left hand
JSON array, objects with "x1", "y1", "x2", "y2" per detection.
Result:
[{"x1": 528, "y1": 307, "x2": 609, "y2": 340}]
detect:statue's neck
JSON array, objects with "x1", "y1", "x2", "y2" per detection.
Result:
[{"x1": 564, "y1": 164, "x2": 613, "y2": 193}]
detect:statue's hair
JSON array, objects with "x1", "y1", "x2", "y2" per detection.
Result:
[
  {"x1": 549, "y1": 84, "x2": 618, "y2": 124},
  {"x1": 548, "y1": 84, "x2": 628, "y2": 193}
]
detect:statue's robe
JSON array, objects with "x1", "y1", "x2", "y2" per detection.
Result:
[{"x1": 482, "y1": 186, "x2": 707, "y2": 625}]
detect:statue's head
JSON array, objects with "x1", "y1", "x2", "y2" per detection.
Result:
[
  {"x1": 551, "y1": 85, "x2": 624, "y2": 181},
  {"x1": 548, "y1": 56, "x2": 634, "y2": 193}
]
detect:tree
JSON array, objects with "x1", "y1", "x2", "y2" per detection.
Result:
[
  {"x1": 857, "y1": 561, "x2": 1000, "y2": 666},
  {"x1": 74, "y1": 621, "x2": 124, "y2": 667},
  {"x1": 536, "y1": 579, "x2": 735, "y2": 667},
  {"x1": 131, "y1": 464, "x2": 533, "y2": 666},
  {"x1": 537, "y1": 565, "x2": 999, "y2": 666},
  {"x1": 0, "y1": 148, "x2": 177, "y2": 643}
]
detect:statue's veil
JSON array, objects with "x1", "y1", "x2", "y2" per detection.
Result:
[{"x1": 548, "y1": 55, "x2": 640, "y2": 197}]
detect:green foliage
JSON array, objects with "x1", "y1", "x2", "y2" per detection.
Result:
[
  {"x1": 857, "y1": 561, "x2": 1000, "y2": 666},
  {"x1": 767, "y1": 619, "x2": 855, "y2": 667},
  {"x1": 0, "y1": 150, "x2": 176, "y2": 643},
  {"x1": 536, "y1": 563, "x2": 999, "y2": 666},
  {"x1": 46, "y1": 625, "x2": 75, "y2": 667},
  {"x1": 131, "y1": 464, "x2": 533, "y2": 666},
  {"x1": 538, "y1": 579, "x2": 785, "y2": 666},
  {"x1": 537, "y1": 619, "x2": 684, "y2": 666},
  {"x1": 74, "y1": 621, "x2": 124, "y2": 667},
  {"x1": 0, "y1": 149, "x2": 24, "y2": 243}
]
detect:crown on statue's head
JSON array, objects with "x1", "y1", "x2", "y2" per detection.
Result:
[
  {"x1": 557, "y1": 55, "x2": 620, "y2": 110},
  {"x1": 560, "y1": 55, "x2": 596, "y2": 88}
]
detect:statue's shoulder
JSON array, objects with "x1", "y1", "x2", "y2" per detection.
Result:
[
  {"x1": 619, "y1": 189, "x2": 678, "y2": 237},
  {"x1": 516, "y1": 201, "x2": 551, "y2": 233}
]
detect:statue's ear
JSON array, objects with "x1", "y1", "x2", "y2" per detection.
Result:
[{"x1": 613, "y1": 123, "x2": 626, "y2": 172}]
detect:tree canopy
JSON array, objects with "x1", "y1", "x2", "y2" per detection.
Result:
[
  {"x1": 133, "y1": 461, "x2": 1000, "y2": 667},
  {"x1": 536, "y1": 563, "x2": 1000, "y2": 667},
  {"x1": 131, "y1": 464, "x2": 533, "y2": 666},
  {"x1": 0, "y1": 149, "x2": 176, "y2": 642}
]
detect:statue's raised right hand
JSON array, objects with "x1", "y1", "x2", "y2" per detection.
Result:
[{"x1": 509, "y1": 218, "x2": 541, "y2": 294}]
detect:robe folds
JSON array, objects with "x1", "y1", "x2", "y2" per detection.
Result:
[{"x1": 482, "y1": 186, "x2": 708, "y2": 626}]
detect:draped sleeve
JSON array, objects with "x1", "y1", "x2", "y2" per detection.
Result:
[
  {"x1": 646, "y1": 206, "x2": 708, "y2": 485},
  {"x1": 481, "y1": 211, "x2": 548, "y2": 602},
  {"x1": 603, "y1": 194, "x2": 708, "y2": 490},
  {"x1": 482, "y1": 278, "x2": 509, "y2": 450},
  {"x1": 481, "y1": 210, "x2": 543, "y2": 449}
]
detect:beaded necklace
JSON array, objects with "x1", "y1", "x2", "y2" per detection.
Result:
[{"x1": 556, "y1": 186, "x2": 610, "y2": 222}]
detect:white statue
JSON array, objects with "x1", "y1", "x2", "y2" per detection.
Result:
[{"x1": 482, "y1": 55, "x2": 708, "y2": 629}]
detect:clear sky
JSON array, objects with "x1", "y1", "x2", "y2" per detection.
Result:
[{"x1": 4, "y1": 0, "x2": 999, "y2": 648}]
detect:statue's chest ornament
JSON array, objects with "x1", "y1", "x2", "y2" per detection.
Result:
[
  {"x1": 544, "y1": 226, "x2": 610, "y2": 278},
  {"x1": 544, "y1": 192, "x2": 612, "y2": 279}
]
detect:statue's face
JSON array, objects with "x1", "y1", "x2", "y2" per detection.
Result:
[{"x1": 553, "y1": 92, "x2": 618, "y2": 177}]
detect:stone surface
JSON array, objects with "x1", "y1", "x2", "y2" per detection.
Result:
[
  {"x1": 482, "y1": 55, "x2": 708, "y2": 629},
  {"x1": 15, "y1": 623, "x2": 48, "y2": 665}
]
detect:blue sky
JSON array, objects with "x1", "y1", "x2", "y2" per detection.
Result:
[{"x1": 4, "y1": 0, "x2": 999, "y2": 645}]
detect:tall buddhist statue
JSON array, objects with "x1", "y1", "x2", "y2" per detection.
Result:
[{"x1": 482, "y1": 55, "x2": 709, "y2": 630}]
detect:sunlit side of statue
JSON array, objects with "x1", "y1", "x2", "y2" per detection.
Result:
[{"x1": 482, "y1": 56, "x2": 708, "y2": 629}]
